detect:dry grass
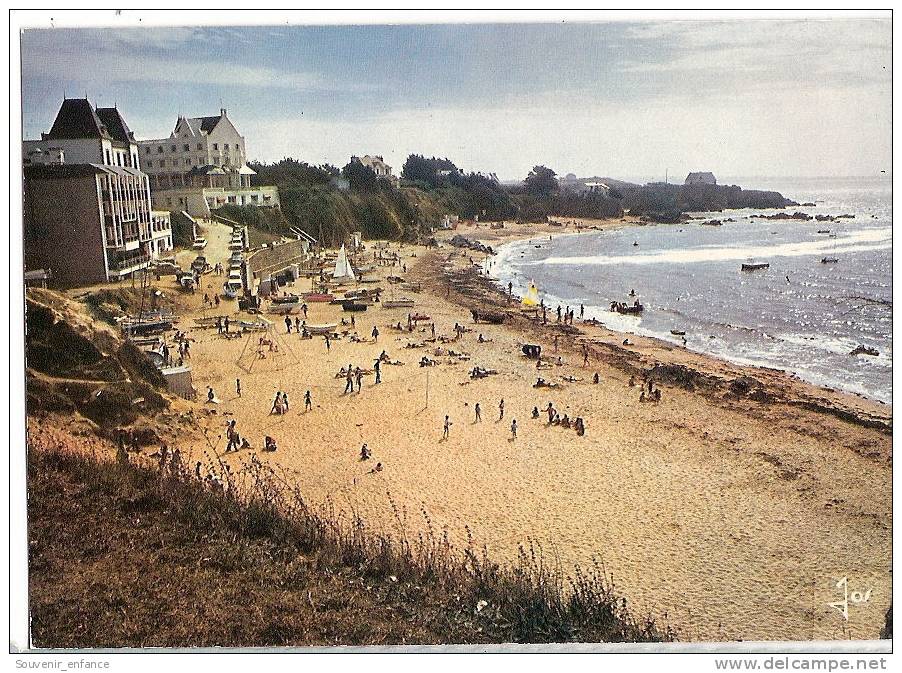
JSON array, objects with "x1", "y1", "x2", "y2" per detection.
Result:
[{"x1": 28, "y1": 440, "x2": 674, "y2": 648}]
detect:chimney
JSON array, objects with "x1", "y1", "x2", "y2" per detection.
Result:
[{"x1": 221, "y1": 108, "x2": 227, "y2": 117}]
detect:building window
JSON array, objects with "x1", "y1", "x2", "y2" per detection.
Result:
[
  {"x1": 186, "y1": 158, "x2": 192, "y2": 166},
  {"x1": 183, "y1": 144, "x2": 190, "y2": 151},
  {"x1": 171, "y1": 145, "x2": 177, "y2": 152},
  {"x1": 197, "y1": 143, "x2": 202, "y2": 150},
  {"x1": 145, "y1": 146, "x2": 151, "y2": 154},
  {"x1": 157, "y1": 146, "x2": 163, "y2": 154},
  {"x1": 235, "y1": 144, "x2": 239, "y2": 149},
  {"x1": 105, "y1": 149, "x2": 111, "y2": 164}
]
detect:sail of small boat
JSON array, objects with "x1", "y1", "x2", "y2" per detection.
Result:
[
  {"x1": 332, "y1": 244, "x2": 356, "y2": 283},
  {"x1": 521, "y1": 281, "x2": 540, "y2": 307}
]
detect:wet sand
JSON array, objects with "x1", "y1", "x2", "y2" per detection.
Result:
[{"x1": 161, "y1": 218, "x2": 890, "y2": 641}]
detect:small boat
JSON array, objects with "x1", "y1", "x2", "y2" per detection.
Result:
[
  {"x1": 341, "y1": 301, "x2": 368, "y2": 312},
  {"x1": 303, "y1": 292, "x2": 334, "y2": 303},
  {"x1": 271, "y1": 294, "x2": 301, "y2": 305},
  {"x1": 817, "y1": 229, "x2": 831, "y2": 234},
  {"x1": 821, "y1": 257, "x2": 839, "y2": 264},
  {"x1": 305, "y1": 323, "x2": 338, "y2": 336},
  {"x1": 400, "y1": 282, "x2": 422, "y2": 292},
  {"x1": 382, "y1": 298, "x2": 415, "y2": 309},
  {"x1": 611, "y1": 301, "x2": 643, "y2": 315},
  {"x1": 410, "y1": 312, "x2": 431, "y2": 323},
  {"x1": 670, "y1": 329, "x2": 686, "y2": 336},
  {"x1": 850, "y1": 345, "x2": 879, "y2": 357},
  {"x1": 741, "y1": 263, "x2": 770, "y2": 271}
]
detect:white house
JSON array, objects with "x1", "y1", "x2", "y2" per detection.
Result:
[{"x1": 138, "y1": 109, "x2": 280, "y2": 217}]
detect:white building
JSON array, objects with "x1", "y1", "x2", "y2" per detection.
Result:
[
  {"x1": 353, "y1": 154, "x2": 398, "y2": 184},
  {"x1": 138, "y1": 109, "x2": 280, "y2": 217}
]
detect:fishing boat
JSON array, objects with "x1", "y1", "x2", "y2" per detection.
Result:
[
  {"x1": 670, "y1": 329, "x2": 686, "y2": 336},
  {"x1": 821, "y1": 257, "x2": 839, "y2": 264},
  {"x1": 120, "y1": 317, "x2": 173, "y2": 335},
  {"x1": 271, "y1": 294, "x2": 301, "y2": 305},
  {"x1": 611, "y1": 303, "x2": 643, "y2": 315},
  {"x1": 341, "y1": 301, "x2": 368, "y2": 312},
  {"x1": 741, "y1": 263, "x2": 770, "y2": 271},
  {"x1": 332, "y1": 244, "x2": 357, "y2": 284},
  {"x1": 400, "y1": 282, "x2": 422, "y2": 293},
  {"x1": 305, "y1": 323, "x2": 338, "y2": 336},
  {"x1": 303, "y1": 292, "x2": 334, "y2": 303},
  {"x1": 382, "y1": 298, "x2": 415, "y2": 309}
]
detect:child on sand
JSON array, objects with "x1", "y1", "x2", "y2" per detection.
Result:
[
  {"x1": 511, "y1": 419, "x2": 517, "y2": 439},
  {"x1": 443, "y1": 415, "x2": 452, "y2": 439},
  {"x1": 305, "y1": 390, "x2": 312, "y2": 411}
]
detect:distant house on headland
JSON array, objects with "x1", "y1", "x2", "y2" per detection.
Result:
[
  {"x1": 352, "y1": 155, "x2": 398, "y2": 185},
  {"x1": 685, "y1": 172, "x2": 717, "y2": 186}
]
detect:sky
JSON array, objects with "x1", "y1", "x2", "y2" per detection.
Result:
[{"x1": 20, "y1": 18, "x2": 892, "y2": 182}]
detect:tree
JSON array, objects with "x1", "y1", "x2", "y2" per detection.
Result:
[
  {"x1": 524, "y1": 165, "x2": 558, "y2": 198},
  {"x1": 342, "y1": 159, "x2": 378, "y2": 193}
]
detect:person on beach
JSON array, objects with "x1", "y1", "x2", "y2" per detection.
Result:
[
  {"x1": 554, "y1": 335, "x2": 559, "y2": 352},
  {"x1": 226, "y1": 420, "x2": 239, "y2": 452},
  {"x1": 271, "y1": 392, "x2": 283, "y2": 415},
  {"x1": 215, "y1": 294, "x2": 220, "y2": 308},
  {"x1": 295, "y1": 316, "x2": 301, "y2": 333},
  {"x1": 546, "y1": 402, "x2": 555, "y2": 423},
  {"x1": 543, "y1": 306, "x2": 547, "y2": 324},
  {"x1": 575, "y1": 417, "x2": 585, "y2": 436},
  {"x1": 508, "y1": 282, "x2": 513, "y2": 302},
  {"x1": 532, "y1": 406, "x2": 540, "y2": 419},
  {"x1": 583, "y1": 346, "x2": 590, "y2": 367},
  {"x1": 325, "y1": 335, "x2": 331, "y2": 351},
  {"x1": 355, "y1": 367, "x2": 364, "y2": 393},
  {"x1": 351, "y1": 315, "x2": 356, "y2": 328},
  {"x1": 207, "y1": 386, "x2": 215, "y2": 403},
  {"x1": 360, "y1": 444, "x2": 371, "y2": 461},
  {"x1": 443, "y1": 415, "x2": 452, "y2": 439},
  {"x1": 302, "y1": 303, "x2": 308, "y2": 319},
  {"x1": 475, "y1": 402, "x2": 481, "y2": 422},
  {"x1": 593, "y1": 372, "x2": 600, "y2": 384},
  {"x1": 557, "y1": 305, "x2": 562, "y2": 323},
  {"x1": 216, "y1": 317, "x2": 222, "y2": 334},
  {"x1": 498, "y1": 398, "x2": 505, "y2": 421},
  {"x1": 374, "y1": 359, "x2": 382, "y2": 384},
  {"x1": 204, "y1": 293, "x2": 210, "y2": 306},
  {"x1": 236, "y1": 378, "x2": 241, "y2": 397},
  {"x1": 372, "y1": 326, "x2": 379, "y2": 342},
  {"x1": 283, "y1": 392, "x2": 290, "y2": 411},
  {"x1": 224, "y1": 316, "x2": 230, "y2": 333},
  {"x1": 431, "y1": 323, "x2": 436, "y2": 338},
  {"x1": 580, "y1": 304, "x2": 585, "y2": 319},
  {"x1": 344, "y1": 367, "x2": 355, "y2": 394},
  {"x1": 305, "y1": 390, "x2": 312, "y2": 411},
  {"x1": 511, "y1": 419, "x2": 517, "y2": 439},
  {"x1": 285, "y1": 316, "x2": 292, "y2": 333}
]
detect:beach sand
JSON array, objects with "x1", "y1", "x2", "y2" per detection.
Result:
[{"x1": 142, "y1": 218, "x2": 891, "y2": 641}]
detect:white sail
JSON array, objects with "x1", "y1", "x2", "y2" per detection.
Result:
[{"x1": 333, "y1": 244, "x2": 356, "y2": 283}]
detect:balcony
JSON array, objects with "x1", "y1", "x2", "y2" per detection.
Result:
[{"x1": 108, "y1": 252, "x2": 150, "y2": 273}]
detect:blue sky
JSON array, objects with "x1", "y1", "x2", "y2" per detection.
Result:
[{"x1": 21, "y1": 19, "x2": 891, "y2": 181}]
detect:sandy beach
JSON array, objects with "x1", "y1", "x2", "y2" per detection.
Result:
[{"x1": 115, "y1": 218, "x2": 891, "y2": 642}]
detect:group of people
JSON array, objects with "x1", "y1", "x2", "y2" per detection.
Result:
[
  {"x1": 532, "y1": 402, "x2": 586, "y2": 436},
  {"x1": 270, "y1": 391, "x2": 290, "y2": 414},
  {"x1": 203, "y1": 292, "x2": 222, "y2": 308},
  {"x1": 639, "y1": 378, "x2": 663, "y2": 403}
]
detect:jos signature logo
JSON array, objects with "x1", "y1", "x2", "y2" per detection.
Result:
[{"x1": 828, "y1": 576, "x2": 872, "y2": 620}]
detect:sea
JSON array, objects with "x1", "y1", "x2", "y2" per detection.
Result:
[{"x1": 488, "y1": 176, "x2": 892, "y2": 404}]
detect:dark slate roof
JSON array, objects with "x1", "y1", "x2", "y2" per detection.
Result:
[
  {"x1": 44, "y1": 99, "x2": 111, "y2": 141},
  {"x1": 198, "y1": 116, "x2": 221, "y2": 133},
  {"x1": 96, "y1": 107, "x2": 135, "y2": 143},
  {"x1": 24, "y1": 163, "x2": 106, "y2": 179}
]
